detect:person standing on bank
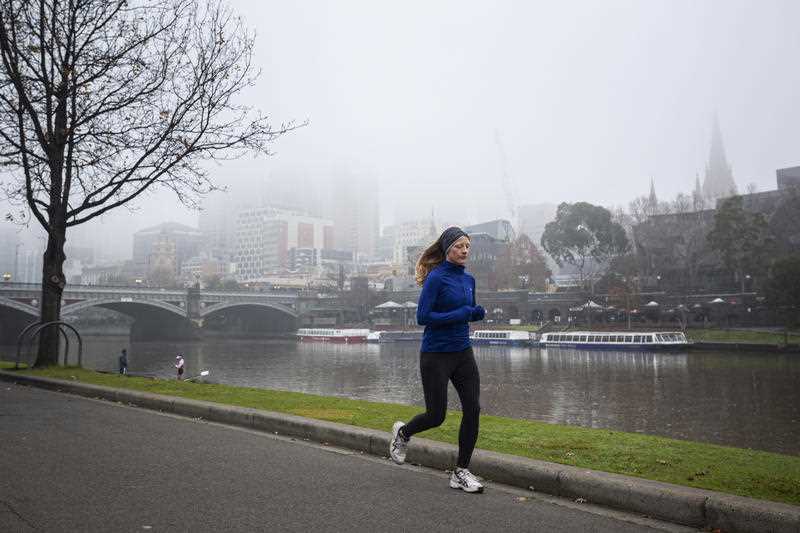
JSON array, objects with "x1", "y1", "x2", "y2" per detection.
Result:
[
  {"x1": 175, "y1": 354, "x2": 185, "y2": 380},
  {"x1": 118, "y1": 348, "x2": 128, "y2": 375},
  {"x1": 389, "y1": 227, "x2": 486, "y2": 493}
]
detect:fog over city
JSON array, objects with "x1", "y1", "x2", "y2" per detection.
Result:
[{"x1": 2, "y1": 0, "x2": 799, "y2": 261}]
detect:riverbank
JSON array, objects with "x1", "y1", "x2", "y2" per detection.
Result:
[{"x1": 2, "y1": 362, "x2": 798, "y2": 507}]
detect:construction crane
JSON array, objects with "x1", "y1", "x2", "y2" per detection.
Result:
[{"x1": 494, "y1": 129, "x2": 518, "y2": 235}]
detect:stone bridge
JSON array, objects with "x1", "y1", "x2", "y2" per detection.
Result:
[{"x1": 0, "y1": 283, "x2": 348, "y2": 342}]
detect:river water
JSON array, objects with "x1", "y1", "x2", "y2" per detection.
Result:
[{"x1": 9, "y1": 336, "x2": 800, "y2": 456}]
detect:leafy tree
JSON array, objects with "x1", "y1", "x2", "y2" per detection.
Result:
[
  {"x1": 768, "y1": 190, "x2": 800, "y2": 259},
  {"x1": 600, "y1": 253, "x2": 640, "y2": 329},
  {"x1": 707, "y1": 196, "x2": 774, "y2": 292},
  {"x1": 495, "y1": 233, "x2": 551, "y2": 290},
  {"x1": 0, "y1": 1, "x2": 295, "y2": 365},
  {"x1": 148, "y1": 266, "x2": 177, "y2": 289},
  {"x1": 540, "y1": 202, "x2": 629, "y2": 292},
  {"x1": 222, "y1": 278, "x2": 240, "y2": 290},
  {"x1": 204, "y1": 274, "x2": 223, "y2": 290},
  {"x1": 764, "y1": 254, "x2": 800, "y2": 340}
]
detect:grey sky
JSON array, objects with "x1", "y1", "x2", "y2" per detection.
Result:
[
  {"x1": 216, "y1": 0, "x2": 800, "y2": 223},
  {"x1": 5, "y1": 0, "x2": 800, "y2": 251}
]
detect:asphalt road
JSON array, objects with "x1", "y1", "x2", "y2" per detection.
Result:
[{"x1": 0, "y1": 383, "x2": 697, "y2": 532}]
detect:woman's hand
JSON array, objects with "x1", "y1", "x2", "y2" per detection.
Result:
[{"x1": 471, "y1": 305, "x2": 486, "y2": 321}]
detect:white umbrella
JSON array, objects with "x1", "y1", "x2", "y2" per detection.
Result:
[
  {"x1": 709, "y1": 297, "x2": 725, "y2": 304},
  {"x1": 375, "y1": 301, "x2": 403, "y2": 309},
  {"x1": 644, "y1": 301, "x2": 659, "y2": 307}
]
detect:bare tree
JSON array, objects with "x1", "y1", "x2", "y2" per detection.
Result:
[
  {"x1": 0, "y1": 0, "x2": 297, "y2": 366},
  {"x1": 671, "y1": 193, "x2": 692, "y2": 214}
]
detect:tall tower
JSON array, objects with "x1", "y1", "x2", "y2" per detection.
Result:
[
  {"x1": 702, "y1": 115, "x2": 737, "y2": 202},
  {"x1": 692, "y1": 173, "x2": 705, "y2": 211},
  {"x1": 648, "y1": 177, "x2": 658, "y2": 208}
]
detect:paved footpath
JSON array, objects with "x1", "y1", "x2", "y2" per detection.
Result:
[{"x1": 0, "y1": 383, "x2": 697, "y2": 532}]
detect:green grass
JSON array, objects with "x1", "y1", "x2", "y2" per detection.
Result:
[
  {"x1": 687, "y1": 328, "x2": 800, "y2": 345},
  {"x1": 0, "y1": 361, "x2": 28, "y2": 369},
  {"x1": 2, "y1": 364, "x2": 799, "y2": 506}
]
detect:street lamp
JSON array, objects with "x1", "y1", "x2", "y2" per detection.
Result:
[{"x1": 2, "y1": 272, "x2": 10, "y2": 282}]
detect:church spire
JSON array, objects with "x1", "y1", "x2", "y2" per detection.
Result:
[
  {"x1": 692, "y1": 173, "x2": 705, "y2": 211},
  {"x1": 702, "y1": 114, "x2": 737, "y2": 202},
  {"x1": 648, "y1": 177, "x2": 658, "y2": 208}
]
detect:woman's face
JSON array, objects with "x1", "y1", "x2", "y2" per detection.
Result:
[{"x1": 446, "y1": 236, "x2": 471, "y2": 265}]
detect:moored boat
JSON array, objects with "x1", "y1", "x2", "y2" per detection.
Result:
[
  {"x1": 538, "y1": 331, "x2": 689, "y2": 350},
  {"x1": 367, "y1": 330, "x2": 424, "y2": 343},
  {"x1": 470, "y1": 330, "x2": 535, "y2": 347},
  {"x1": 296, "y1": 328, "x2": 370, "y2": 343}
]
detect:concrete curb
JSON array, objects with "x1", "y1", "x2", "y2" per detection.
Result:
[{"x1": 2, "y1": 371, "x2": 798, "y2": 533}]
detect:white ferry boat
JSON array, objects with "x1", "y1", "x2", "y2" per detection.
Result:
[
  {"x1": 367, "y1": 330, "x2": 424, "y2": 343},
  {"x1": 296, "y1": 328, "x2": 370, "y2": 343},
  {"x1": 470, "y1": 330, "x2": 535, "y2": 347},
  {"x1": 538, "y1": 331, "x2": 689, "y2": 350}
]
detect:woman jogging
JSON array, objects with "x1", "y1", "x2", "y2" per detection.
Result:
[{"x1": 389, "y1": 226, "x2": 486, "y2": 493}]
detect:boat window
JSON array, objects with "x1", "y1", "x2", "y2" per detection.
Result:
[
  {"x1": 625, "y1": 335, "x2": 634, "y2": 343},
  {"x1": 579, "y1": 335, "x2": 587, "y2": 342},
  {"x1": 601, "y1": 336, "x2": 609, "y2": 342},
  {"x1": 677, "y1": 333, "x2": 686, "y2": 342},
  {"x1": 645, "y1": 335, "x2": 653, "y2": 343},
  {"x1": 633, "y1": 335, "x2": 642, "y2": 343}
]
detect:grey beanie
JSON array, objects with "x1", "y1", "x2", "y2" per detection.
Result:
[{"x1": 439, "y1": 226, "x2": 469, "y2": 255}]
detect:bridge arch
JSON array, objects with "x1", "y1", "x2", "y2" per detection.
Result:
[
  {"x1": 0, "y1": 295, "x2": 39, "y2": 317},
  {"x1": 200, "y1": 301, "x2": 298, "y2": 319},
  {"x1": 62, "y1": 298, "x2": 187, "y2": 318}
]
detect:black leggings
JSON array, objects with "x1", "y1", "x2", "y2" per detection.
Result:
[{"x1": 403, "y1": 347, "x2": 481, "y2": 469}]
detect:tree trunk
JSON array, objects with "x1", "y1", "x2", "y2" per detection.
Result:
[{"x1": 35, "y1": 228, "x2": 67, "y2": 367}]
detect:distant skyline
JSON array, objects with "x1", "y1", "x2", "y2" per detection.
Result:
[{"x1": 2, "y1": 0, "x2": 799, "y2": 258}]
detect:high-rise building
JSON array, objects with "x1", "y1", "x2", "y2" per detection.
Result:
[
  {"x1": 328, "y1": 170, "x2": 379, "y2": 260},
  {"x1": 517, "y1": 204, "x2": 557, "y2": 246},
  {"x1": 702, "y1": 116, "x2": 738, "y2": 202},
  {"x1": 464, "y1": 219, "x2": 515, "y2": 242},
  {"x1": 777, "y1": 166, "x2": 800, "y2": 190},
  {"x1": 198, "y1": 193, "x2": 238, "y2": 261},
  {"x1": 234, "y1": 206, "x2": 334, "y2": 280},
  {"x1": 391, "y1": 219, "x2": 438, "y2": 265}
]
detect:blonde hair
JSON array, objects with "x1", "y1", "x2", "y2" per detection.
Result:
[{"x1": 415, "y1": 241, "x2": 445, "y2": 286}]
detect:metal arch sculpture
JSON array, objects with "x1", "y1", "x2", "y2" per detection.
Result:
[{"x1": 15, "y1": 321, "x2": 83, "y2": 369}]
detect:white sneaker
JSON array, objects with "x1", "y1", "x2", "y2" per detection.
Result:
[
  {"x1": 449, "y1": 468, "x2": 484, "y2": 493},
  {"x1": 389, "y1": 421, "x2": 408, "y2": 464}
]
